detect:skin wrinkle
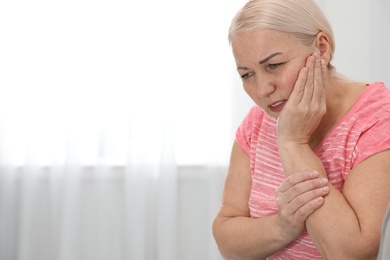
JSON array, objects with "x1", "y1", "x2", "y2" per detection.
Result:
[{"x1": 259, "y1": 52, "x2": 283, "y2": 64}]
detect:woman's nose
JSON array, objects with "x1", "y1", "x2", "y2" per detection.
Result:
[{"x1": 256, "y1": 79, "x2": 276, "y2": 97}]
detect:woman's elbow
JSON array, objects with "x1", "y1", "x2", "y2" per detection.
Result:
[
  {"x1": 212, "y1": 217, "x2": 229, "y2": 258},
  {"x1": 318, "y1": 237, "x2": 379, "y2": 260}
]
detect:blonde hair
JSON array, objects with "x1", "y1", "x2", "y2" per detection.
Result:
[{"x1": 229, "y1": 0, "x2": 340, "y2": 76}]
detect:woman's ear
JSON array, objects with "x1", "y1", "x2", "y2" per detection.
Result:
[{"x1": 315, "y1": 32, "x2": 331, "y2": 63}]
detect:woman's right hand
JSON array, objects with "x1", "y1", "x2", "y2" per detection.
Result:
[
  {"x1": 276, "y1": 52, "x2": 328, "y2": 148},
  {"x1": 275, "y1": 171, "x2": 329, "y2": 240}
]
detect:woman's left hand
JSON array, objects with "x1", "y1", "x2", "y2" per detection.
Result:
[{"x1": 276, "y1": 53, "x2": 328, "y2": 146}]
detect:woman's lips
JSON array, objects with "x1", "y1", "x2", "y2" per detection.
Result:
[{"x1": 268, "y1": 100, "x2": 287, "y2": 113}]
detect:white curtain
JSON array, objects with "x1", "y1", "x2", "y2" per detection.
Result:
[
  {"x1": 0, "y1": 0, "x2": 247, "y2": 259},
  {"x1": 0, "y1": 1, "x2": 388, "y2": 260}
]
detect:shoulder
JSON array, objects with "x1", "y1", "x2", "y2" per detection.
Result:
[
  {"x1": 353, "y1": 82, "x2": 390, "y2": 122},
  {"x1": 343, "y1": 81, "x2": 390, "y2": 134},
  {"x1": 235, "y1": 105, "x2": 272, "y2": 155},
  {"x1": 241, "y1": 105, "x2": 265, "y2": 126},
  {"x1": 350, "y1": 82, "x2": 390, "y2": 165}
]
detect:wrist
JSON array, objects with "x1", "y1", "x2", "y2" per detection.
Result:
[
  {"x1": 277, "y1": 139, "x2": 310, "y2": 152},
  {"x1": 277, "y1": 141, "x2": 315, "y2": 176}
]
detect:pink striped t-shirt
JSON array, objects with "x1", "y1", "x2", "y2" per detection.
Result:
[{"x1": 236, "y1": 82, "x2": 390, "y2": 259}]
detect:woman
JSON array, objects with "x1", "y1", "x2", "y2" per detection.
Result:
[{"x1": 212, "y1": 0, "x2": 390, "y2": 259}]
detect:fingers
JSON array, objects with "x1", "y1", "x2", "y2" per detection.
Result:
[
  {"x1": 302, "y1": 54, "x2": 316, "y2": 103},
  {"x1": 288, "y1": 66, "x2": 308, "y2": 106},
  {"x1": 293, "y1": 195, "x2": 325, "y2": 222},
  {"x1": 284, "y1": 176, "x2": 328, "y2": 204},
  {"x1": 287, "y1": 179, "x2": 329, "y2": 210},
  {"x1": 275, "y1": 171, "x2": 329, "y2": 239},
  {"x1": 288, "y1": 52, "x2": 325, "y2": 107},
  {"x1": 311, "y1": 53, "x2": 325, "y2": 105},
  {"x1": 276, "y1": 170, "x2": 320, "y2": 193},
  {"x1": 303, "y1": 52, "x2": 326, "y2": 103},
  {"x1": 276, "y1": 171, "x2": 329, "y2": 220},
  {"x1": 320, "y1": 59, "x2": 327, "y2": 106}
]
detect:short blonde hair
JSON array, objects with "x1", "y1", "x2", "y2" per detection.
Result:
[{"x1": 229, "y1": 0, "x2": 337, "y2": 72}]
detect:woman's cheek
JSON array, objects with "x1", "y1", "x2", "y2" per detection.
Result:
[{"x1": 283, "y1": 69, "x2": 300, "y2": 96}]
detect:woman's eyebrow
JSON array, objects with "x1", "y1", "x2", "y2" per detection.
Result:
[
  {"x1": 259, "y1": 52, "x2": 283, "y2": 64},
  {"x1": 236, "y1": 52, "x2": 283, "y2": 70},
  {"x1": 237, "y1": 66, "x2": 249, "y2": 71}
]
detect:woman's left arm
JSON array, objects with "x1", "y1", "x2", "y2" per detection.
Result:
[
  {"x1": 307, "y1": 149, "x2": 390, "y2": 259},
  {"x1": 280, "y1": 138, "x2": 390, "y2": 259},
  {"x1": 277, "y1": 52, "x2": 390, "y2": 259}
]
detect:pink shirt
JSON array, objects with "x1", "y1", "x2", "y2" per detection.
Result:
[{"x1": 236, "y1": 82, "x2": 390, "y2": 259}]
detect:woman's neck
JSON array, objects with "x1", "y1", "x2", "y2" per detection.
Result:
[{"x1": 309, "y1": 77, "x2": 366, "y2": 150}]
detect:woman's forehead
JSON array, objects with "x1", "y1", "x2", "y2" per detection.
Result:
[{"x1": 231, "y1": 29, "x2": 301, "y2": 56}]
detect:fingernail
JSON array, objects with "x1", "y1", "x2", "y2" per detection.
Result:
[
  {"x1": 322, "y1": 186, "x2": 329, "y2": 192},
  {"x1": 311, "y1": 171, "x2": 319, "y2": 177},
  {"x1": 320, "y1": 178, "x2": 328, "y2": 185},
  {"x1": 314, "y1": 52, "x2": 320, "y2": 59}
]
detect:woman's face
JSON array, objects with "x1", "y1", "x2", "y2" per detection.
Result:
[{"x1": 231, "y1": 29, "x2": 313, "y2": 119}]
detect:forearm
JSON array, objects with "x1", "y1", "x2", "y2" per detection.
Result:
[
  {"x1": 278, "y1": 142, "x2": 325, "y2": 176},
  {"x1": 278, "y1": 143, "x2": 375, "y2": 259},
  {"x1": 213, "y1": 214, "x2": 294, "y2": 260},
  {"x1": 306, "y1": 188, "x2": 375, "y2": 259}
]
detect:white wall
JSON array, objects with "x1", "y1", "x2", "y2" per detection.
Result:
[
  {"x1": 316, "y1": 0, "x2": 390, "y2": 85},
  {"x1": 371, "y1": 0, "x2": 390, "y2": 86}
]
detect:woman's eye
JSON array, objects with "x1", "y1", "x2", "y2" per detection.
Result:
[
  {"x1": 267, "y1": 63, "x2": 283, "y2": 70},
  {"x1": 240, "y1": 72, "x2": 254, "y2": 79}
]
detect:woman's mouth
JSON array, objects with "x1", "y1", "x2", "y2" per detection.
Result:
[{"x1": 268, "y1": 100, "x2": 287, "y2": 113}]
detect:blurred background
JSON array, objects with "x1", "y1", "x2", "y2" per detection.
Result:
[{"x1": 0, "y1": 0, "x2": 389, "y2": 259}]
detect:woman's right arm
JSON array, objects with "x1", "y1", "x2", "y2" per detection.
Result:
[
  {"x1": 212, "y1": 141, "x2": 291, "y2": 259},
  {"x1": 212, "y1": 141, "x2": 328, "y2": 260}
]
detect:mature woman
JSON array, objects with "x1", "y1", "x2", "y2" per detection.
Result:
[{"x1": 212, "y1": 0, "x2": 390, "y2": 259}]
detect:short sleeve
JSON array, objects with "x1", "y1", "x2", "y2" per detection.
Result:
[
  {"x1": 353, "y1": 115, "x2": 390, "y2": 167},
  {"x1": 235, "y1": 105, "x2": 263, "y2": 156},
  {"x1": 352, "y1": 83, "x2": 390, "y2": 166}
]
